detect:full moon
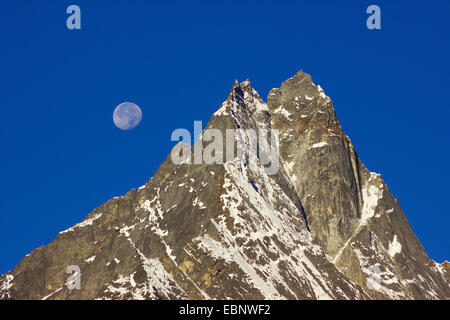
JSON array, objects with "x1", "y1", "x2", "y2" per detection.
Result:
[{"x1": 113, "y1": 102, "x2": 142, "y2": 130}]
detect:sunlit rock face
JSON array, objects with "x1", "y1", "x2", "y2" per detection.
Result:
[
  {"x1": 267, "y1": 70, "x2": 449, "y2": 299},
  {"x1": 1, "y1": 71, "x2": 448, "y2": 300}
]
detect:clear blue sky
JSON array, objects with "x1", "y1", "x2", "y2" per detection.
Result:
[{"x1": 0, "y1": 0, "x2": 449, "y2": 274}]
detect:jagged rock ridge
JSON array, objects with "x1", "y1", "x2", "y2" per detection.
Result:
[{"x1": 1, "y1": 70, "x2": 448, "y2": 300}]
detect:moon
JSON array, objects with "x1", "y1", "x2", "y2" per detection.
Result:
[{"x1": 113, "y1": 102, "x2": 142, "y2": 130}]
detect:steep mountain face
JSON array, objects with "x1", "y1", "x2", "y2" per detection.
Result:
[
  {"x1": 267, "y1": 71, "x2": 449, "y2": 299},
  {"x1": 0, "y1": 71, "x2": 448, "y2": 300}
]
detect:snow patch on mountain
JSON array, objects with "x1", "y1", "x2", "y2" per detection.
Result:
[
  {"x1": 361, "y1": 173, "x2": 383, "y2": 225},
  {"x1": 308, "y1": 142, "x2": 328, "y2": 149},
  {"x1": 59, "y1": 213, "x2": 103, "y2": 234},
  {"x1": 273, "y1": 106, "x2": 292, "y2": 121},
  {"x1": 388, "y1": 235, "x2": 402, "y2": 257}
]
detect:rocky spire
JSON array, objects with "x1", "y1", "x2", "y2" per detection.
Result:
[{"x1": 268, "y1": 70, "x2": 449, "y2": 299}]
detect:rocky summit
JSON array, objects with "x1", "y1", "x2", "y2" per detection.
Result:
[{"x1": 1, "y1": 70, "x2": 448, "y2": 300}]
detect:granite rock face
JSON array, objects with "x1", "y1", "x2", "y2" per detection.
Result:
[{"x1": 1, "y1": 70, "x2": 448, "y2": 300}]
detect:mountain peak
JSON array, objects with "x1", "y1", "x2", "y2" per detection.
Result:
[
  {"x1": 268, "y1": 70, "x2": 329, "y2": 108},
  {"x1": 1, "y1": 71, "x2": 448, "y2": 300},
  {"x1": 226, "y1": 79, "x2": 256, "y2": 103},
  {"x1": 216, "y1": 79, "x2": 268, "y2": 122}
]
